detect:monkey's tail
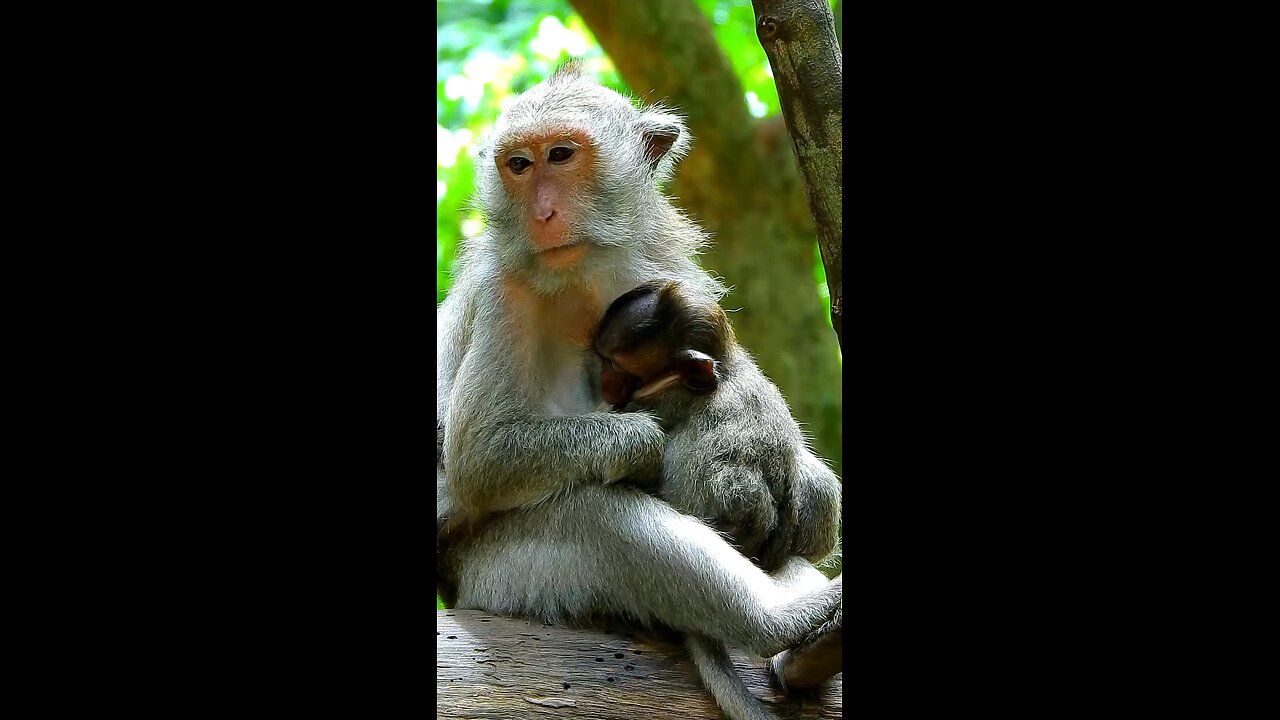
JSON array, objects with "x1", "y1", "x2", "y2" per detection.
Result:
[{"x1": 685, "y1": 634, "x2": 774, "y2": 720}]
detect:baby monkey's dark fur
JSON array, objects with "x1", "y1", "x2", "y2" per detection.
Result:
[
  {"x1": 595, "y1": 280, "x2": 842, "y2": 717},
  {"x1": 594, "y1": 279, "x2": 841, "y2": 574}
]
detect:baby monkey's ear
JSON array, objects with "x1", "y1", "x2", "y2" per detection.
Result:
[{"x1": 677, "y1": 349, "x2": 718, "y2": 393}]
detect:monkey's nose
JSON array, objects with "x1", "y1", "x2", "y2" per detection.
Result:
[{"x1": 534, "y1": 208, "x2": 557, "y2": 223}]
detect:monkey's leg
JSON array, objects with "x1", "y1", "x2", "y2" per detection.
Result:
[
  {"x1": 769, "y1": 555, "x2": 830, "y2": 593},
  {"x1": 685, "y1": 634, "x2": 772, "y2": 720},
  {"x1": 765, "y1": 557, "x2": 843, "y2": 694},
  {"x1": 763, "y1": 556, "x2": 843, "y2": 693},
  {"x1": 768, "y1": 606, "x2": 842, "y2": 695},
  {"x1": 450, "y1": 486, "x2": 841, "y2": 658}
]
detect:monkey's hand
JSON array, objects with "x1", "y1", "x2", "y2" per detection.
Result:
[{"x1": 598, "y1": 411, "x2": 667, "y2": 487}]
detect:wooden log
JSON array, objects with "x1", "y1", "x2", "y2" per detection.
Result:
[{"x1": 437, "y1": 609, "x2": 842, "y2": 719}]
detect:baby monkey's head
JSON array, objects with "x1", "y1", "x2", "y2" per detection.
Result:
[{"x1": 594, "y1": 279, "x2": 735, "y2": 409}]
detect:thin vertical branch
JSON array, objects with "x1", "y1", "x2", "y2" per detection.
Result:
[{"x1": 752, "y1": 0, "x2": 843, "y2": 349}]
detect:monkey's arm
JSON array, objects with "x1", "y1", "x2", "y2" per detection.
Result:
[
  {"x1": 445, "y1": 350, "x2": 666, "y2": 516},
  {"x1": 447, "y1": 411, "x2": 666, "y2": 515},
  {"x1": 437, "y1": 286, "x2": 475, "y2": 431}
]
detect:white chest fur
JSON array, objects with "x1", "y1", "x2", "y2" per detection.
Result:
[{"x1": 540, "y1": 343, "x2": 596, "y2": 416}]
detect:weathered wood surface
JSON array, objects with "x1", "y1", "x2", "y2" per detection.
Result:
[{"x1": 437, "y1": 609, "x2": 842, "y2": 719}]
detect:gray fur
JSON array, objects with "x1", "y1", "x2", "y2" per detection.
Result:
[
  {"x1": 438, "y1": 73, "x2": 723, "y2": 517},
  {"x1": 609, "y1": 320, "x2": 842, "y2": 719},
  {"x1": 685, "y1": 635, "x2": 772, "y2": 720},
  {"x1": 439, "y1": 484, "x2": 840, "y2": 657},
  {"x1": 628, "y1": 344, "x2": 842, "y2": 573},
  {"x1": 436, "y1": 72, "x2": 840, "y2": 720}
]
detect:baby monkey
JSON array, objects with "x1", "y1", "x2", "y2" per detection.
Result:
[
  {"x1": 594, "y1": 280, "x2": 841, "y2": 720},
  {"x1": 596, "y1": 280, "x2": 724, "y2": 412},
  {"x1": 594, "y1": 279, "x2": 841, "y2": 573}
]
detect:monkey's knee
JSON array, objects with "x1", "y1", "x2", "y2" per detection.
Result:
[
  {"x1": 751, "y1": 575, "x2": 842, "y2": 657},
  {"x1": 770, "y1": 556, "x2": 828, "y2": 594},
  {"x1": 769, "y1": 605, "x2": 843, "y2": 694}
]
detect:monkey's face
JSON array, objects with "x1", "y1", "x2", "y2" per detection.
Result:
[
  {"x1": 477, "y1": 68, "x2": 692, "y2": 285},
  {"x1": 597, "y1": 342, "x2": 717, "y2": 409},
  {"x1": 495, "y1": 130, "x2": 597, "y2": 270},
  {"x1": 599, "y1": 358, "x2": 640, "y2": 408},
  {"x1": 597, "y1": 344, "x2": 665, "y2": 406},
  {"x1": 595, "y1": 280, "x2": 725, "y2": 407}
]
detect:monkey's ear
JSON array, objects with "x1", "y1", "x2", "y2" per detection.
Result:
[
  {"x1": 643, "y1": 126, "x2": 679, "y2": 169},
  {"x1": 638, "y1": 108, "x2": 689, "y2": 173},
  {"x1": 677, "y1": 349, "x2": 718, "y2": 393}
]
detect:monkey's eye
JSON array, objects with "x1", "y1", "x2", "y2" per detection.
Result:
[
  {"x1": 548, "y1": 146, "x2": 575, "y2": 163},
  {"x1": 507, "y1": 156, "x2": 532, "y2": 174}
]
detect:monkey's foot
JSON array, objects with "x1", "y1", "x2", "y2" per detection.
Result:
[{"x1": 770, "y1": 607, "x2": 842, "y2": 694}]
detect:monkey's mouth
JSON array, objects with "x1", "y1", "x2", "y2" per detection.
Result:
[
  {"x1": 538, "y1": 240, "x2": 578, "y2": 253},
  {"x1": 537, "y1": 242, "x2": 590, "y2": 269}
]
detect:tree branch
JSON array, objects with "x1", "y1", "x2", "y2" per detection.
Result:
[
  {"x1": 752, "y1": 0, "x2": 844, "y2": 348},
  {"x1": 438, "y1": 610, "x2": 842, "y2": 718}
]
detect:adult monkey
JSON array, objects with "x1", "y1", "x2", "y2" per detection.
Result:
[
  {"x1": 437, "y1": 60, "x2": 724, "y2": 520},
  {"x1": 436, "y1": 62, "x2": 841, "y2": 697}
]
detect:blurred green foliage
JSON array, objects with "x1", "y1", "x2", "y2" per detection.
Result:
[
  {"x1": 436, "y1": 0, "x2": 834, "y2": 308},
  {"x1": 435, "y1": 0, "x2": 838, "y2": 609}
]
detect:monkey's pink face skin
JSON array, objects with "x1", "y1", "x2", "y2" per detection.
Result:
[
  {"x1": 598, "y1": 348, "x2": 669, "y2": 407},
  {"x1": 600, "y1": 360, "x2": 639, "y2": 407},
  {"x1": 496, "y1": 128, "x2": 595, "y2": 269}
]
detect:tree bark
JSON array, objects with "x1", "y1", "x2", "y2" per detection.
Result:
[
  {"x1": 570, "y1": 0, "x2": 843, "y2": 478},
  {"x1": 437, "y1": 609, "x2": 842, "y2": 719},
  {"x1": 752, "y1": 0, "x2": 843, "y2": 349}
]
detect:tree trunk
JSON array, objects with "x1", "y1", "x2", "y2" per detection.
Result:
[{"x1": 570, "y1": 0, "x2": 843, "y2": 480}]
